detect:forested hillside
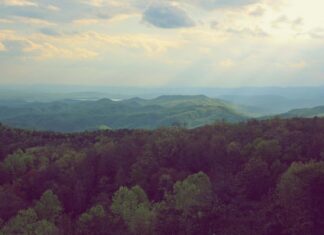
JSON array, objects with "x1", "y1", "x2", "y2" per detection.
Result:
[
  {"x1": 0, "y1": 95, "x2": 248, "y2": 132},
  {"x1": 278, "y1": 106, "x2": 324, "y2": 118},
  {"x1": 0, "y1": 118, "x2": 324, "y2": 235}
]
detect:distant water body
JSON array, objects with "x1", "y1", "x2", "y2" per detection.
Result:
[{"x1": 73, "y1": 98, "x2": 123, "y2": 102}]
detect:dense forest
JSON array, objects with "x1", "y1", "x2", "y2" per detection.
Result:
[{"x1": 0, "y1": 118, "x2": 324, "y2": 235}]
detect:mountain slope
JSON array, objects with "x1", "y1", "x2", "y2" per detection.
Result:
[
  {"x1": 278, "y1": 106, "x2": 324, "y2": 118},
  {"x1": 0, "y1": 95, "x2": 250, "y2": 132}
]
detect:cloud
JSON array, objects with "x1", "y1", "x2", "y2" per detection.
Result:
[
  {"x1": 226, "y1": 27, "x2": 269, "y2": 37},
  {"x1": 272, "y1": 15, "x2": 303, "y2": 30},
  {"x1": 143, "y1": 2, "x2": 194, "y2": 28},
  {"x1": 309, "y1": 28, "x2": 324, "y2": 39},
  {"x1": 47, "y1": 5, "x2": 60, "y2": 11},
  {"x1": 0, "y1": 0, "x2": 38, "y2": 7},
  {"x1": 0, "y1": 29, "x2": 185, "y2": 61},
  {"x1": 86, "y1": 31, "x2": 185, "y2": 54},
  {"x1": 39, "y1": 28, "x2": 60, "y2": 36},
  {"x1": 31, "y1": 43, "x2": 99, "y2": 60},
  {"x1": 249, "y1": 6, "x2": 265, "y2": 16},
  {"x1": 11, "y1": 16, "x2": 56, "y2": 26},
  {"x1": 0, "y1": 42, "x2": 6, "y2": 51},
  {"x1": 73, "y1": 14, "x2": 135, "y2": 26},
  {"x1": 0, "y1": 18, "x2": 14, "y2": 23},
  {"x1": 181, "y1": 0, "x2": 260, "y2": 9}
]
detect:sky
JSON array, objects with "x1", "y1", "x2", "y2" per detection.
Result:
[{"x1": 0, "y1": 0, "x2": 323, "y2": 87}]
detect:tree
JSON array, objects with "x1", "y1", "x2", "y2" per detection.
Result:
[
  {"x1": 277, "y1": 161, "x2": 324, "y2": 235},
  {"x1": 34, "y1": 190, "x2": 63, "y2": 223},
  {"x1": 76, "y1": 204, "x2": 107, "y2": 235},
  {"x1": 1, "y1": 208, "x2": 38, "y2": 234},
  {"x1": 3, "y1": 150, "x2": 34, "y2": 177},
  {"x1": 238, "y1": 157, "x2": 271, "y2": 200},
  {"x1": 111, "y1": 186, "x2": 154, "y2": 234},
  {"x1": 0, "y1": 186, "x2": 25, "y2": 221},
  {"x1": 253, "y1": 139, "x2": 282, "y2": 164},
  {"x1": 172, "y1": 172, "x2": 213, "y2": 214},
  {"x1": 169, "y1": 172, "x2": 214, "y2": 235},
  {"x1": 153, "y1": 203, "x2": 183, "y2": 235},
  {"x1": 1, "y1": 208, "x2": 59, "y2": 235}
]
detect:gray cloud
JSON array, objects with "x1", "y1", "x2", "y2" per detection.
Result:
[
  {"x1": 40, "y1": 28, "x2": 60, "y2": 36},
  {"x1": 309, "y1": 28, "x2": 324, "y2": 39},
  {"x1": 249, "y1": 6, "x2": 265, "y2": 17},
  {"x1": 143, "y1": 2, "x2": 194, "y2": 28},
  {"x1": 272, "y1": 15, "x2": 304, "y2": 30}
]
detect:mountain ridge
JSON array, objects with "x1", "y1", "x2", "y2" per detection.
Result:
[{"x1": 0, "y1": 95, "x2": 249, "y2": 132}]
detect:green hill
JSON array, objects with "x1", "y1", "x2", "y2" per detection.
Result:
[
  {"x1": 0, "y1": 95, "x2": 250, "y2": 132},
  {"x1": 278, "y1": 106, "x2": 324, "y2": 118}
]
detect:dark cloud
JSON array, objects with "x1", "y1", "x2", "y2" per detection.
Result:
[{"x1": 143, "y1": 2, "x2": 194, "y2": 28}]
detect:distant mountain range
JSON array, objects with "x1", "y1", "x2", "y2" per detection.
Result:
[
  {"x1": 0, "y1": 93, "x2": 323, "y2": 132},
  {"x1": 0, "y1": 95, "x2": 249, "y2": 132}
]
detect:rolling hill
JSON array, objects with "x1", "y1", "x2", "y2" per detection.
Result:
[
  {"x1": 278, "y1": 105, "x2": 324, "y2": 118},
  {"x1": 0, "y1": 95, "x2": 250, "y2": 132}
]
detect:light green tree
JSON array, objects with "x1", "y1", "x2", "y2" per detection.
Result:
[
  {"x1": 173, "y1": 172, "x2": 213, "y2": 215},
  {"x1": 111, "y1": 185, "x2": 153, "y2": 234},
  {"x1": 34, "y1": 190, "x2": 62, "y2": 223},
  {"x1": 1, "y1": 208, "x2": 59, "y2": 235},
  {"x1": 77, "y1": 204, "x2": 106, "y2": 235},
  {"x1": 277, "y1": 161, "x2": 324, "y2": 235}
]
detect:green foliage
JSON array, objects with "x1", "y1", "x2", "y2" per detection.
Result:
[
  {"x1": 77, "y1": 204, "x2": 106, "y2": 235},
  {"x1": 1, "y1": 208, "x2": 38, "y2": 234},
  {"x1": 0, "y1": 186, "x2": 25, "y2": 221},
  {"x1": 34, "y1": 190, "x2": 62, "y2": 223},
  {"x1": 277, "y1": 161, "x2": 324, "y2": 235},
  {"x1": 111, "y1": 186, "x2": 154, "y2": 234},
  {"x1": 55, "y1": 149, "x2": 86, "y2": 171},
  {"x1": 172, "y1": 172, "x2": 213, "y2": 214},
  {"x1": 1, "y1": 208, "x2": 59, "y2": 235},
  {"x1": 279, "y1": 106, "x2": 324, "y2": 118},
  {"x1": 33, "y1": 220, "x2": 59, "y2": 235},
  {"x1": 238, "y1": 157, "x2": 271, "y2": 200},
  {"x1": 3, "y1": 150, "x2": 34, "y2": 177},
  {"x1": 0, "y1": 118, "x2": 324, "y2": 234},
  {"x1": 3, "y1": 148, "x2": 52, "y2": 178}
]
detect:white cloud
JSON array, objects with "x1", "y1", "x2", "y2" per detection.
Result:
[
  {"x1": 0, "y1": 0, "x2": 38, "y2": 7},
  {"x1": 47, "y1": 5, "x2": 60, "y2": 11},
  {"x1": 11, "y1": 16, "x2": 56, "y2": 26},
  {"x1": 0, "y1": 30, "x2": 185, "y2": 60},
  {"x1": 73, "y1": 14, "x2": 136, "y2": 25},
  {"x1": 0, "y1": 18, "x2": 14, "y2": 23},
  {"x1": 0, "y1": 42, "x2": 6, "y2": 51}
]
